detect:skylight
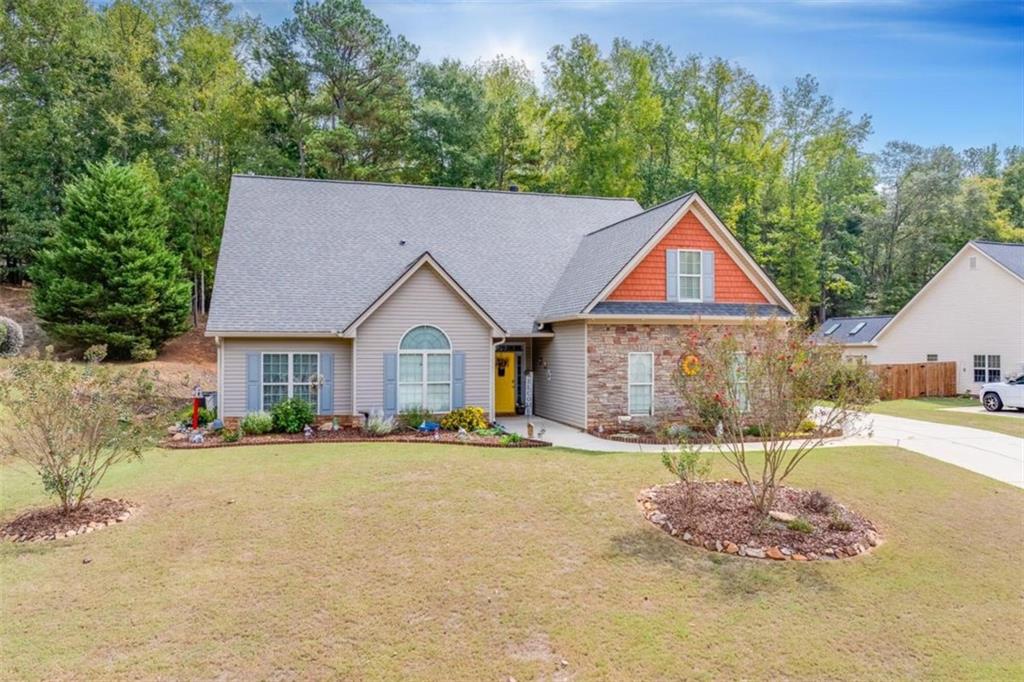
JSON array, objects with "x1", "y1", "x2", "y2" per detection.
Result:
[
  {"x1": 823, "y1": 323, "x2": 840, "y2": 336},
  {"x1": 849, "y1": 322, "x2": 866, "y2": 335}
]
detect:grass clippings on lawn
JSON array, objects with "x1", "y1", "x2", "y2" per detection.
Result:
[
  {"x1": 1, "y1": 443, "x2": 1022, "y2": 680},
  {"x1": 868, "y1": 396, "x2": 1024, "y2": 437}
]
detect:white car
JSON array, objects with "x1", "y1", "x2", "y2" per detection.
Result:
[{"x1": 980, "y1": 375, "x2": 1024, "y2": 412}]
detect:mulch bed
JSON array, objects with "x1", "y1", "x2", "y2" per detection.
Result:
[
  {"x1": 1, "y1": 498, "x2": 136, "y2": 543},
  {"x1": 161, "y1": 429, "x2": 551, "y2": 450},
  {"x1": 595, "y1": 429, "x2": 843, "y2": 446},
  {"x1": 639, "y1": 481, "x2": 880, "y2": 561}
]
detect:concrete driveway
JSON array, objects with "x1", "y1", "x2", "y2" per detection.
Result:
[
  {"x1": 944, "y1": 405, "x2": 1024, "y2": 419},
  {"x1": 501, "y1": 414, "x2": 1024, "y2": 489}
]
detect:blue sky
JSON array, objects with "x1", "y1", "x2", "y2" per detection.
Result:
[{"x1": 235, "y1": 0, "x2": 1024, "y2": 153}]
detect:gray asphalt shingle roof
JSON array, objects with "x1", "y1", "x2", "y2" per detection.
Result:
[
  {"x1": 207, "y1": 176, "x2": 642, "y2": 336},
  {"x1": 591, "y1": 301, "x2": 790, "y2": 317},
  {"x1": 538, "y1": 194, "x2": 694, "y2": 320},
  {"x1": 813, "y1": 316, "x2": 894, "y2": 343},
  {"x1": 973, "y1": 240, "x2": 1024, "y2": 280}
]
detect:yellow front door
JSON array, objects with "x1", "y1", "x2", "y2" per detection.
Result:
[{"x1": 495, "y1": 351, "x2": 516, "y2": 415}]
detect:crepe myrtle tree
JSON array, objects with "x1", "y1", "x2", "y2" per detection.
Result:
[
  {"x1": 674, "y1": 317, "x2": 878, "y2": 514},
  {"x1": 0, "y1": 351, "x2": 159, "y2": 512}
]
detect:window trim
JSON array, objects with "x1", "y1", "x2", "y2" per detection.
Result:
[
  {"x1": 397, "y1": 325, "x2": 453, "y2": 413},
  {"x1": 628, "y1": 351, "x2": 655, "y2": 416},
  {"x1": 260, "y1": 351, "x2": 321, "y2": 413},
  {"x1": 731, "y1": 351, "x2": 750, "y2": 413},
  {"x1": 675, "y1": 249, "x2": 703, "y2": 303},
  {"x1": 974, "y1": 354, "x2": 1001, "y2": 383}
]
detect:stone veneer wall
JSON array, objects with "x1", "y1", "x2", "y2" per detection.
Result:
[{"x1": 586, "y1": 323, "x2": 701, "y2": 432}]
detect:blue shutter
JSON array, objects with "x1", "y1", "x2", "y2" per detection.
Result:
[
  {"x1": 383, "y1": 353, "x2": 397, "y2": 416},
  {"x1": 666, "y1": 249, "x2": 678, "y2": 301},
  {"x1": 246, "y1": 352, "x2": 260, "y2": 414},
  {"x1": 452, "y1": 351, "x2": 466, "y2": 409},
  {"x1": 702, "y1": 251, "x2": 715, "y2": 303},
  {"x1": 320, "y1": 352, "x2": 334, "y2": 414}
]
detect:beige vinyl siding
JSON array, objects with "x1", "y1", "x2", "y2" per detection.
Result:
[
  {"x1": 843, "y1": 246, "x2": 1024, "y2": 393},
  {"x1": 220, "y1": 338, "x2": 353, "y2": 417},
  {"x1": 532, "y1": 321, "x2": 587, "y2": 428},
  {"x1": 355, "y1": 266, "x2": 493, "y2": 414}
]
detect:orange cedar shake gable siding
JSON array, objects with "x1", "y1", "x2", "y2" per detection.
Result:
[{"x1": 607, "y1": 210, "x2": 768, "y2": 303}]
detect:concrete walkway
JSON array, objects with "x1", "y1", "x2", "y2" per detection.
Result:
[{"x1": 500, "y1": 414, "x2": 1024, "y2": 489}]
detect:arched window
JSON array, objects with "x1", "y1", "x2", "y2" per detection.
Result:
[{"x1": 398, "y1": 326, "x2": 452, "y2": 412}]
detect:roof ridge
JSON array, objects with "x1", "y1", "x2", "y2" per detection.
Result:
[
  {"x1": 231, "y1": 174, "x2": 638, "y2": 203},
  {"x1": 971, "y1": 239, "x2": 1024, "y2": 246},
  {"x1": 823, "y1": 315, "x2": 894, "y2": 320},
  {"x1": 583, "y1": 192, "x2": 694, "y2": 237}
]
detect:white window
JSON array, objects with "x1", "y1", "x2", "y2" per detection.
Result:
[
  {"x1": 974, "y1": 355, "x2": 1001, "y2": 383},
  {"x1": 676, "y1": 250, "x2": 702, "y2": 302},
  {"x1": 731, "y1": 352, "x2": 749, "y2": 412},
  {"x1": 848, "y1": 322, "x2": 866, "y2": 335},
  {"x1": 628, "y1": 352, "x2": 654, "y2": 416},
  {"x1": 262, "y1": 352, "x2": 319, "y2": 411},
  {"x1": 926, "y1": 354, "x2": 938, "y2": 362},
  {"x1": 823, "y1": 323, "x2": 840, "y2": 336},
  {"x1": 398, "y1": 325, "x2": 452, "y2": 412}
]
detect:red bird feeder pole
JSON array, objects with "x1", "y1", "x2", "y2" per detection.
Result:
[{"x1": 192, "y1": 385, "x2": 203, "y2": 430}]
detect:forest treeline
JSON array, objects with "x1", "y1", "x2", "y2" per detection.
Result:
[{"x1": 2, "y1": 0, "x2": 1022, "y2": 322}]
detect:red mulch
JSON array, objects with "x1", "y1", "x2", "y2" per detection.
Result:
[
  {"x1": 161, "y1": 429, "x2": 551, "y2": 449},
  {"x1": 1, "y1": 498, "x2": 135, "y2": 542},
  {"x1": 644, "y1": 481, "x2": 879, "y2": 560}
]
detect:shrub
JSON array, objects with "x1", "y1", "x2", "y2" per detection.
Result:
[
  {"x1": 660, "y1": 423, "x2": 696, "y2": 442},
  {"x1": 798, "y1": 419, "x2": 818, "y2": 433},
  {"x1": 83, "y1": 344, "x2": 108, "y2": 364},
  {"x1": 440, "y1": 406, "x2": 488, "y2": 432},
  {"x1": 673, "y1": 317, "x2": 878, "y2": 514},
  {"x1": 662, "y1": 443, "x2": 712, "y2": 514},
  {"x1": 0, "y1": 352, "x2": 155, "y2": 511},
  {"x1": 807, "y1": 490, "x2": 833, "y2": 513},
  {"x1": 365, "y1": 411, "x2": 396, "y2": 436},
  {"x1": 240, "y1": 411, "x2": 274, "y2": 435},
  {"x1": 829, "y1": 513, "x2": 853, "y2": 532},
  {"x1": 221, "y1": 428, "x2": 242, "y2": 443},
  {"x1": 397, "y1": 407, "x2": 433, "y2": 431},
  {"x1": 787, "y1": 517, "x2": 815, "y2": 534},
  {"x1": 499, "y1": 432, "x2": 523, "y2": 446},
  {"x1": 270, "y1": 398, "x2": 315, "y2": 433},
  {"x1": 178, "y1": 406, "x2": 215, "y2": 426},
  {"x1": 130, "y1": 342, "x2": 157, "y2": 362},
  {"x1": 0, "y1": 316, "x2": 24, "y2": 357}
]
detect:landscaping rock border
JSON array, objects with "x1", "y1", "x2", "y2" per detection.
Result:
[
  {"x1": 637, "y1": 482, "x2": 881, "y2": 562},
  {"x1": 1, "y1": 498, "x2": 136, "y2": 543},
  {"x1": 160, "y1": 430, "x2": 551, "y2": 450}
]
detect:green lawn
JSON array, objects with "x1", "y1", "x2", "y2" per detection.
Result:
[
  {"x1": 2, "y1": 443, "x2": 1022, "y2": 680},
  {"x1": 867, "y1": 396, "x2": 1024, "y2": 437}
]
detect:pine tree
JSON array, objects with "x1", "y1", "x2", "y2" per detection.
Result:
[{"x1": 31, "y1": 160, "x2": 191, "y2": 358}]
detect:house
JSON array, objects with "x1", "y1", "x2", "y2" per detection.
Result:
[
  {"x1": 206, "y1": 176, "x2": 795, "y2": 431},
  {"x1": 814, "y1": 240, "x2": 1024, "y2": 394}
]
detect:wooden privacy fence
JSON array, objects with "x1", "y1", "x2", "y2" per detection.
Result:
[{"x1": 871, "y1": 361, "x2": 957, "y2": 400}]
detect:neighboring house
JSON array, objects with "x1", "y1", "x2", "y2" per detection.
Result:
[
  {"x1": 814, "y1": 240, "x2": 1024, "y2": 394},
  {"x1": 207, "y1": 176, "x2": 795, "y2": 431}
]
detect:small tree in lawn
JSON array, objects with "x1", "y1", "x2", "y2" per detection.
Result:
[
  {"x1": 674, "y1": 317, "x2": 878, "y2": 514},
  {"x1": 0, "y1": 352, "x2": 158, "y2": 512},
  {"x1": 30, "y1": 160, "x2": 191, "y2": 359}
]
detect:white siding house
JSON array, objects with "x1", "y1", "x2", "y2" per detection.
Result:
[{"x1": 816, "y1": 241, "x2": 1024, "y2": 394}]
